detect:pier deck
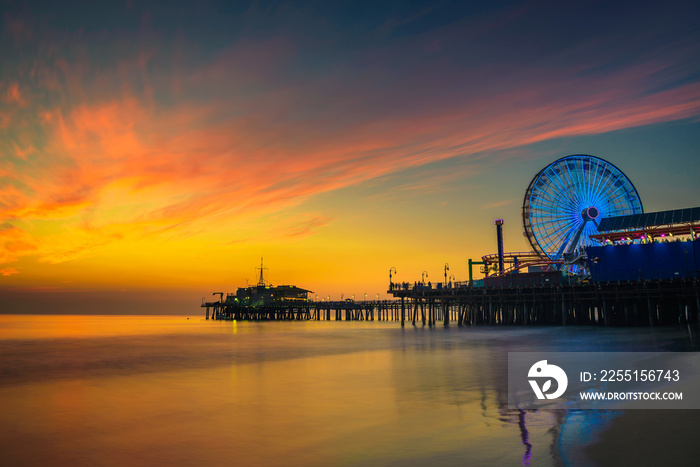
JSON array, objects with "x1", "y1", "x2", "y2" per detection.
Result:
[
  {"x1": 388, "y1": 277, "x2": 700, "y2": 326},
  {"x1": 202, "y1": 300, "x2": 403, "y2": 322},
  {"x1": 203, "y1": 277, "x2": 700, "y2": 327}
]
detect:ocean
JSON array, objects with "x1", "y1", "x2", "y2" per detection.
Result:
[{"x1": 1, "y1": 315, "x2": 698, "y2": 466}]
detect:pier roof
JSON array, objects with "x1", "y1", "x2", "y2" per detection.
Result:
[{"x1": 597, "y1": 207, "x2": 700, "y2": 232}]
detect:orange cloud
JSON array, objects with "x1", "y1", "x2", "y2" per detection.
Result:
[
  {"x1": 5, "y1": 82, "x2": 26, "y2": 106},
  {"x1": 2, "y1": 65, "x2": 699, "y2": 271},
  {"x1": 11, "y1": 141, "x2": 36, "y2": 159},
  {"x1": 0, "y1": 224, "x2": 37, "y2": 266},
  {"x1": 270, "y1": 214, "x2": 333, "y2": 240},
  {"x1": 1, "y1": 12, "x2": 700, "y2": 281}
]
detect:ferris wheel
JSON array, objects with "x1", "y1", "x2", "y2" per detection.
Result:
[{"x1": 522, "y1": 155, "x2": 643, "y2": 263}]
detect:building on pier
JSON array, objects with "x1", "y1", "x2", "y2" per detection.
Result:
[
  {"x1": 225, "y1": 258, "x2": 312, "y2": 306},
  {"x1": 202, "y1": 259, "x2": 315, "y2": 319},
  {"x1": 232, "y1": 284, "x2": 312, "y2": 306},
  {"x1": 586, "y1": 207, "x2": 700, "y2": 282}
]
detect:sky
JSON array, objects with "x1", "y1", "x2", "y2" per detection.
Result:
[{"x1": 1, "y1": 0, "x2": 699, "y2": 313}]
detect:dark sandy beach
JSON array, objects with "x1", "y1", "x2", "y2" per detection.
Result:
[{"x1": 587, "y1": 410, "x2": 698, "y2": 466}]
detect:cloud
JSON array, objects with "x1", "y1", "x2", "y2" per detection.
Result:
[
  {"x1": 3, "y1": 12, "x2": 32, "y2": 46},
  {"x1": 1, "y1": 1, "x2": 699, "y2": 271},
  {"x1": 482, "y1": 199, "x2": 518, "y2": 210},
  {"x1": 276, "y1": 214, "x2": 333, "y2": 239},
  {"x1": 5, "y1": 82, "x2": 26, "y2": 106},
  {"x1": 0, "y1": 267, "x2": 18, "y2": 276},
  {"x1": 11, "y1": 141, "x2": 36, "y2": 159},
  {"x1": 0, "y1": 224, "x2": 37, "y2": 266}
]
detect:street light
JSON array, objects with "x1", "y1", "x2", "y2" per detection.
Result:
[
  {"x1": 389, "y1": 267, "x2": 397, "y2": 286},
  {"x1": 422, "y1": 271, "x2": 428, "y2": 284},
  {"x1": 444, "y1": 263, "x2": 450, "y2": 286}
]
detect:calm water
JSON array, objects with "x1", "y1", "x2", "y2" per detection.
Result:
[{"x1": 1, "y1": 315, "x2": 698, "y2": 466}]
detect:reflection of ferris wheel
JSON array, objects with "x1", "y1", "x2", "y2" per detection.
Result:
[{"x1": 523, "y1": 155, "x2": 643, "y2": 263}]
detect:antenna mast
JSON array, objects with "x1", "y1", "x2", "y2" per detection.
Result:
[{"x1": 256, "y1": 257, "x2": 268, "y2": 286}]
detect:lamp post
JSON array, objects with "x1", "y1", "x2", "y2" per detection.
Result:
[
  {"x1": 389, "y1": 267, "x2": 397, "y2": 289},
  {"x1": 444, "y1": 263, "x2": 450, "y2": 287},
  {"x1": 422, "y1": 271, "x2": 428, "y2": 285},
  {"x1": 449, "y1": 274, "x2": 455, "y2": 288}
]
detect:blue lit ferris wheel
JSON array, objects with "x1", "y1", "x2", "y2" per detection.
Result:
[{"x1": 522, "y1": 155, "x2": 643, "y2": 264}]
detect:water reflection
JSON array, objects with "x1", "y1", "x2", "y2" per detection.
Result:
[
  {"x1": 0, "y1": 316, "x2": 697, "y2": 466},
  {"x1": 518, "y1": 409, "x2": 532, "y2": 465}
]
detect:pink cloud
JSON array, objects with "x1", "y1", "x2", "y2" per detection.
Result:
[
  {"x1": 5, "y1": 82, "x2": 26, "y2": 105},
  {"x1": 276, "y1": 214, "x2": 333, "y2": 239},
  {"x1": 1, "y1": 15, "x2": 699, "y2": 270}
]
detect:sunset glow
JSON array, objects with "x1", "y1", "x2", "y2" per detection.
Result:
[{"x1": 2, "y1": 1, "x2": 700, "y2": 312}]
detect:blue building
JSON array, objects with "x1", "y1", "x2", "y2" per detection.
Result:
[{"x1": 586, "y1": 207, "x2": 700, "y2": 282}]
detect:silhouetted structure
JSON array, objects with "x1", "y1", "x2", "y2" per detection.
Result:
[{"x1": 388, "y1": 277, "x2": 700, "y2": 327}]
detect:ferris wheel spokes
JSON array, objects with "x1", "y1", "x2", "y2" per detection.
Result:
[{"x1": 522, "y1": 154, "x2": 643, "y2": 273}]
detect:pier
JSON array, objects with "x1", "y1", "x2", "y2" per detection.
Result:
[
  {"x1": 203, "y1": 277, "x2": 700, "y2": 327},
  {"x1": 387, "y1": 277, "x2": 700, "y2": 327},
  {"x1": 200, "y1": 161, "x2": 700, "y2": 328},
  {"x1": 202, "y1": 299, "x2": 404, "y2": 322}
]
